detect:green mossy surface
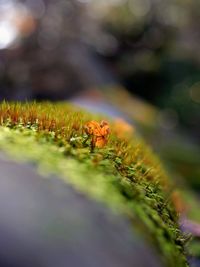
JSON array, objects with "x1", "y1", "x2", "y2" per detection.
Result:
[{"x1": 0, "y1": 102, "x2": 189, "y2": 267}]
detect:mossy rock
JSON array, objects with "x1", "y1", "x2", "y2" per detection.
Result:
[{"x1": 0, "y1": 102, "x2": 189, "y2": 267}]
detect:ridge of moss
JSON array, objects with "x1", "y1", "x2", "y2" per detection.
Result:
[{"x1": 0, "y1": 102, "x2": 189, "y2": 267}]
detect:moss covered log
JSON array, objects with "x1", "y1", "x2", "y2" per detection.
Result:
[{"x1": 0, "y1": 102, "x2": 189, "y2": 266}]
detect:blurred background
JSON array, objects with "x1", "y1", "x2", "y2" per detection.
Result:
[{"x1": 0, "y1": 0, "x2": 200, "y2": 225}]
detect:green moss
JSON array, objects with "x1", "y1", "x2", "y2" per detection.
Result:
[{"x1": 0, "y1": 102, "x2": 189, "y2": 267}]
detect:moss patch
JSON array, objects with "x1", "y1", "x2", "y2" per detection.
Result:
[{"x1": 0, "y1": 102, "x2": 189, "y2": 267}]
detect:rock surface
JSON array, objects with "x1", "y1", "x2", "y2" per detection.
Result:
[{"x1": 0, "y1": 155, "x2": 161, "y2": 267}]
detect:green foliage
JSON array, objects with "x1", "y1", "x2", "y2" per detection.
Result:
[{"x1": 0, "y1": 102, "x2": 189, "y2": 267}]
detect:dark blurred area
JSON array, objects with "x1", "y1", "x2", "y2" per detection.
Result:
[{"x1": 100, "y1": 0, "x2": 200, "y2": 140}]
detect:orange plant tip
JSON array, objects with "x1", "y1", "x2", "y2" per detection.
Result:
[{"x1": 84, "y1": 120, "x2": 110, "y2": 148}]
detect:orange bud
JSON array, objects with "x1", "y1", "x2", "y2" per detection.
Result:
[{"x1": 84, "y1": 120, "x2": 110, "y2": 148}]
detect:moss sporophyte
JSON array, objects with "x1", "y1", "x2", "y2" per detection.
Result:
[{"x1": 0, "y1": 102, "x2": 189, "y2": 267}]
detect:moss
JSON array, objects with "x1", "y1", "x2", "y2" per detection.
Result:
[{"x1": 0, "y1": 102, "x2": 188, "y2": 267}]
